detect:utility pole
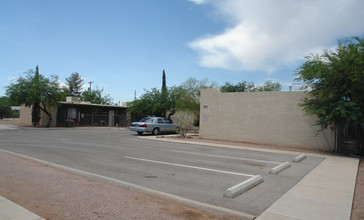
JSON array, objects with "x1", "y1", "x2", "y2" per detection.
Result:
[{"x1": 88, "y1": 81, "x2": 93, "y2": 91}]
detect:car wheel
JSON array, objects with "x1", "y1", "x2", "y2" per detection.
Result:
[
  {"x1": 137, "y1": 132, "x2": 143, "y2": 135},
  {"x1": 152, "y1": 128, "x2": 159, "y2": 135}
]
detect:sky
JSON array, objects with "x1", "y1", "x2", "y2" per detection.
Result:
[{"x1": 1, "y1": 0, "x2": 364, "y2": 104}]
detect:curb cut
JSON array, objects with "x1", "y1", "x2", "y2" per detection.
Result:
[{"x1": 0, "y1": 149, "x2": 256, "y2": 220}]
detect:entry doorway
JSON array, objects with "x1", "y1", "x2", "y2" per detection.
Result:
[
  {"x1": 337, "y1": 124, "x2": 364, "y2": 155},
  {"x1": 109, "y1": 110, "x2": 114, "y2": 127}
]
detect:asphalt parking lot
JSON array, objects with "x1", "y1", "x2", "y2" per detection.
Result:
[{"x1": 0, "y1": 126, "x2": 324, "y2": 216}]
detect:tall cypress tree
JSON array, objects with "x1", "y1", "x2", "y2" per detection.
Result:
[
  {"x1": 162, "y1": 69, "x2": 167, "y2": 93},
  {"x1": 161, "y1": 69, "x2": 168, "y2": 117},
  {"x1": 31, "y1": 65, "x2": 41, "y2": 126}
]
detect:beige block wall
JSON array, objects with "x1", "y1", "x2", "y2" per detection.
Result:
[
  {"x1": 20, "y1": 105, "x2": 57, "y2": 127},
  {"x1": 199, "y1": 89, "x2": 335, "y2": 151}
]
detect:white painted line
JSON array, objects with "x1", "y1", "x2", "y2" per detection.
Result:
[
  {"x1": 0, "y1": 125, "x2": 18, "y2": 130},
  {"x1": 269, "y1": 162, "x2": 291, "y2": 175},
  {"x1": 293, "y1": 154, "x2": 307, "y2": 162},
  {"x1": 0, "y1": 149, "x2": 255, "y2": 219},
  {"x1": 169, "y1": 150, "x2": 281, "y2": 165},
  {"x1": 224, "y1": 175, "x2": 264, "y2": 198},
  {"x1": 125, "y1": 156, "x2": 255, "y2": 177}
]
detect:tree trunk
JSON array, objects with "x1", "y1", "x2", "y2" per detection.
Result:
[
  {"x1": 40, "y1": 102, "x2": 52, "y2": 128},
  {"x1": 168, "y1": 110, "x2": 175, "y2": 119}
]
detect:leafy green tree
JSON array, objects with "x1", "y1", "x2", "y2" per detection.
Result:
[
  {"x1": 220, "y1": 80, "x2": 281, "y2": 92},
  {"x1": 176, "y1": 78, "x2": 217, "y2": 117},
  {"x1": 220, "y1": 81, "x2": 255, "y2": 92},
  {"x1": 128, "y1": 88, "x2": 164, "y2": 117},
  {"x1": 80, "y1": 87, "x2": 113, "y2": 105},
  {"x1": 65, "y1": 72, "x2": 84, "y2": 96},
  {"x1": 0, "y1": 96, "x2": 12, "y2": 119},
  {"x1": 128, "y1": 70, "x2": 185, "y2": 118},
  {"x1": 295, "y1": 36, "x2": 364, "y2": 132},
  {"x1": 128, "y1": 77, "x2": 216, "y2": 120},
  {"x1": 255, "y1": 80, "x2": 282, "y2": 92},
  {"x1": 128, "y1": 86, "x2": 184, "y2": 118},
  {"x1": 6, "y1": 66, "x2": 64, "y2": 127}
]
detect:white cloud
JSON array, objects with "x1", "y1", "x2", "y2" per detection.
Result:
[
  {"x1": 189, "y1": 0, "x2": 364, "y2": 72},
  {"x1": 187, "y1": 0, "x2": 209, "y2": 4}
]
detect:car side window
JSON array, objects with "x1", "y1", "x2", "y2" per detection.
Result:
[
  {"x1": 157, "y1": 118, "x2": 164, "y2": 124},
  {"x1": 140, "y1": 118, "x2": 154, "y2": 123},
  {"x1": 164, "y1": 119, "x2": 173, "y2": 124}
]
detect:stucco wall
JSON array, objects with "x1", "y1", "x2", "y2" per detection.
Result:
[
  {"x1": 20, "y1": 105, "x2": 57, "y2": 127},
  {"x1": 199, "y1": 89, "x2": 335, "y2": 151}
]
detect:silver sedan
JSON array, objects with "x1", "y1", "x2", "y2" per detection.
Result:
[{"x1": 130, "y1": 117, "x2": 179, "y2": 135}]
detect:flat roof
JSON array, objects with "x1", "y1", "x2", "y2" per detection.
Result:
[{"x1": 59, "y1": 102, "x2": 127, "y2": 109}]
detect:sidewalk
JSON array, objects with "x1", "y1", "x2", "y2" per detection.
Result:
[
  {"x1": 256, "y1": 155, "x2": 358, "y2": 220},
  {"x1": 0, "y1": 196, "x2": 44, "y2": 220}
]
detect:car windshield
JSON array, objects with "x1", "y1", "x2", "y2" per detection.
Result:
[
  {"x1": 164, "y1": 119, "x2": 173, "y2": 124},
  {"x1": 140, "y1": 117, "x2": 154, "y2": 123}
]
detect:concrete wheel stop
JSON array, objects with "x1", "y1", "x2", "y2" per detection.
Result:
[
  {"x1": 293, "y1": 154, "x2": 307, "y2": 162},
  {"x1": 224, "y1": 175, "x2": 263, "y2": 198},
  {"x1": 269, "y1": 162, "x2": 291, "y2": 175}
]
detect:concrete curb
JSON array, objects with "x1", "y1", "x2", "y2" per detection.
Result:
[
  {"x1": 269, "y1": 162, "x2": 291, "y2": 175},
  {"x1": 0, "y1": 149, "x2": 256, "y2": 220},
  {"x1": 224, "y1": 175, "x2": 263, "y2": 198},
  {"x1": 293, "y1": 154, "x2": 307, "y2": 162}
]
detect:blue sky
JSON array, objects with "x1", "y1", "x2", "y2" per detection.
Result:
[{"x1": 1, "y1": 0, "x2": 364, "y2": 104}]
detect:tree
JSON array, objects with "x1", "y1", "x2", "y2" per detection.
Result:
[
  {"x1": 65, "y1": 72, "x2": 84, "y2": 96},
  {"x1": 161, "y1": 70, "x2": 168, "y2": 117},
  {"x1": 128, "y1": 86, "x2": 185, "y2": 117},
  {"x1": 128, "y1": 77, "x2": 216, "y2": 121},
  {"x1": 162, "y1": 69, "x2": 167, "y2": 94},
  {"x1": 128, "y1": 88, "x2": 164, "y2": 117},
  {"x1": 80, "y1": 87, "x2": 113, "y2": 105},
  {"x1": 176, "y1": 78, "x2": 217, "y2": 117},
  {"x1": 31, "y1": 66, "x2": 41, "y2": 125},
  {"x1": 295, "y1": 36, "x2": 364, "y2": 132},
  {"x1": 6, "y1": 66, "x2": 64, "y2": 127},
  {"x1": 128, "y1": 70, "x2": 185, "y2": 118},
  {"x1": 220, "y1": 81, "x2": 255, "y2": 92},
  {"x1": 220, "y1": 80, "x2": 281, "y2": 92},
  {"x1": 0, "y1": 96, "x2": 12, "y2": 119},
  {"x1": 255, "y1": 80, "x2": 282, "y2": 92}
]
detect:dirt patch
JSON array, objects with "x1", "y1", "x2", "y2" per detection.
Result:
[{"x1": 351, "y1": 158, "x2": 364, "y2": 220}]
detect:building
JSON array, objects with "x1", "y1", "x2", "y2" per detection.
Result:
[{"x1": 20, "y1": 97, "x2": 129, "y2": 127}]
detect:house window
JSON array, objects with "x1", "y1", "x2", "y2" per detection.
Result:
[{"x1": 67, "y1": 108, "x2": 77, "y2": 119}]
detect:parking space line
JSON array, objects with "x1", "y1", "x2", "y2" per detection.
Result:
[
  {"x1": 125, "y1": 156, "x2": 256, "y2": 177},
  {"x1": 169, "y1": 149, "x2": 282, "y2": 165}
]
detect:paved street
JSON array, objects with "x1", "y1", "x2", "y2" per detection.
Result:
[{"x1": 0, "y1": 126, "x2": 323, "y2": 216}]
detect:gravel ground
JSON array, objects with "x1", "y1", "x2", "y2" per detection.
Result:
[
  {"x1": 0, "y1": 151, "x2": 241, "y2": 220},
  {"x1": 351, "y1": 159, "x2": 364, "y2": 220}
]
